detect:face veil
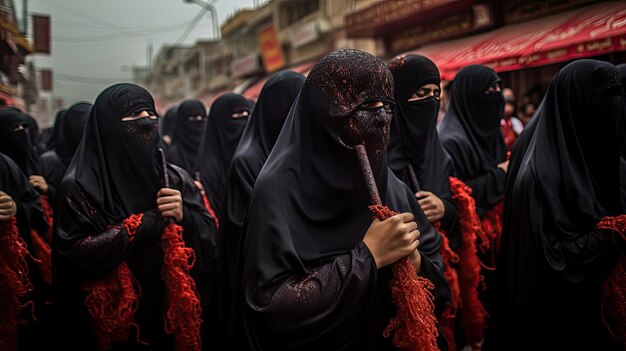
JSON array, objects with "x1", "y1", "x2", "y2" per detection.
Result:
[{"x1": 65, "y1": 83, "x2": 161, "y2": 221}]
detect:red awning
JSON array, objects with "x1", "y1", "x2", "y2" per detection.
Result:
[
  {"x1": 243, "y1": 61, "x2": 316, "y2": 100},
  {"x1": 410, "y1": 1, "x2": 626, "y2": 80}
]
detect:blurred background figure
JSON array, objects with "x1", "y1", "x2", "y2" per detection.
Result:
[{"x1": 500, "y1": 88, "x2": 524, "y2": 150}]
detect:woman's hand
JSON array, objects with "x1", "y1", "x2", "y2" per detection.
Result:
[
  {"x1": 0, "y1": 191, "x2": 17, "y2": 222},
  {"x1": 157, "y1": 188, "x2": 184, "y2": 223},
  {"x1": 416, "y1": 191, "x2": 445, "y2": 223},
  {"x1": 363, "y1": 212, "x2": 420, "y2": 268}
]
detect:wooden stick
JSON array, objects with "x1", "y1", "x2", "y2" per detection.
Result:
[
  {"x1": 158, "y1": 147, "x2": 174, "y2": 224},
  {"x1": 354, "y1": 144, "x2": 382, "y2": 206}
]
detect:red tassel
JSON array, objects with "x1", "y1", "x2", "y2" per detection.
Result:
[
  {"x1": 597, "y1": 215, "x2": 626, "y2": 348},
  {"x1": 201, "y1": 193, "x2": 219, "y2": 230},
  {"x1": 83, "y1": 263, "x2": 142, "y2": 351},
  {"x1": 30, "y1": 230, "x2": 52, "y2": 286},
  {"x1": 369, "y1": 205, "x2": 439, "y2": 351},
  {"x1": 434, "y1": 223, "x2": 460, "y2": 351},
  {"x1": 83, "y1": 214, "x2": 144, "y2": 351},
  {"x1": 161, "y1": 223, "x2": 202, "y2": 351},
  {"x1": 481, "y1": 201, "x2": 503, "y2": 254},
  {"x1": 0, "y1": 218, "x2": 33, "y2": 351},
  {"x1": 448, "y1": 177, "x2": 488, "y2": 349},
  {"x1": 39, "y1": 195, "x2": 54, "y2": 242}
]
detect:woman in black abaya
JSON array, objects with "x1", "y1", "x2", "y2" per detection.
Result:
[
  {"x1": 54, "y1": 83, "x2": 217, "y2": 350},
  {"x1": 483, "y1": 59, "x2": 626, "y2": 351},
  {"x1": 237, "y1": 49, "x2": 449, "y2": 351},
  {"x1": 166, "y1": 99, "x2": 206, "y2": 173},
  {"x1": 438, "y1": 65, "x2": 507, "y2": 218},
  {"x1": 388, "y1": 53, "x2": 464, "y2": 349},
  {"x1": 46, "y1": 108, "x2": 67, "y2": 151},
  {"x1": 39, "y1": 102, "x2": 90, "y2": 207},
  {"x1": 195, "y1": 93, "x2": 250, "y2": 221},
  {"x1": 387, "y1": 54, "x2": 458, "y2": 240},
  {"x1": 159, "y1": 106, "x2": 177, "y2": 149},
  {"x1": 220, "y1": 70, "x2": 305, "y2": 349}
]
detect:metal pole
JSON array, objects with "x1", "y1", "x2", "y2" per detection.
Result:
[
  {"x1": 209, "y1": 6, "x2": 219, "y2": 39},
  {"x1": 22, "y1": 0, "x2": 28, "y2": 35}
]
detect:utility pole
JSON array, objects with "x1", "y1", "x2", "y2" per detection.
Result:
[
  {"x1": 22, "y1": 0, "x2": 28, "y2": 35},
  {"x1": 183, "y1": 0, "x2": 220, "y2": 40},
  {"x1": 147, "y1": 41, "x2": 153, "y2": 69}
]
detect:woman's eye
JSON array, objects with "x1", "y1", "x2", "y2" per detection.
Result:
[{"x1": 361, "y1": 101, "x2": 384, "y2": 109}]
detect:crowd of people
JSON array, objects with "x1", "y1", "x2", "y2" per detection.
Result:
[{"x1": 0, "y1": 48, "x2": 625, "y2": 351}]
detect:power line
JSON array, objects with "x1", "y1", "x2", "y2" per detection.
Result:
[{"x1": 175, "y1": 7, "x2": 208, "y2": 44}]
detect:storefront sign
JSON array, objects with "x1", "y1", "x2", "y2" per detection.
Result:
[
  {"x1": 388, "y1": 4, "x2": 494, "y2": 54},
  {"x1": 32, "y1": 15, "x2": 50, "y2": 54},
  {"x1": 346, "y1": 0, "x2": 455, "y2": 37},
  {"x1": 504, "y1": 0, "x2": 593, "y2": 24},
  {"x1": 231, "y1": 52, "x2": 262, "y2": 78},
  {"x1": 290, "y1": 21, "x2": 319, "y2": 48},
  {"x1": 257, "y1": 24, "x2": 285, "y2": 73}
]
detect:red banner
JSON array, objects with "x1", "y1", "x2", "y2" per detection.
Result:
[
  {"x1": 257, "y1": 25, "x2": 285, "y2": 73},
  {"x1": 40, "y1": 69, "x2": 52, "y2": 91},
  {"x1": 32, "y1": 15, "x2": 50, "y2": 54}
]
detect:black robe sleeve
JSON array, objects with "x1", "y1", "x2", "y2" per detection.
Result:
[
  {"x1": 56, "y1": 181, "x2": 131, "y2": 276},
  {"x1": 39, "y1": 150, "x2": 66, "y2": 208},
  {"x1": 245, "y1": 241, "x2": 378, "y2": 350},
  {"x1": 444, "y1": 138, "x2": 505, "y2": 217}
]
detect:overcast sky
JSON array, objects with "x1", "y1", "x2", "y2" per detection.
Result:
[{"x1": 17, "y1": 0, "x2": 268, "y2": 106}]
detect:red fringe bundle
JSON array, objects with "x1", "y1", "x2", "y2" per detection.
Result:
[
  {"x1": 83, "y1": 213, "x2": 202, "y2": 351},
  {"x1": 39, "y1": 195, "x2": 54, "y2": 242},
  {"x1": 201, "y1": 193, "x2": 219, "y2": 229},
  {"x1": 597, "y1": 214, "x2": 626, "y2": 348},
  {"x1": 28, "y1": 195, "x2": 55, "y2": 286},
  {"x1": 161, "y1": 223, "x2": 202, "y2": 351},
  {"x1": 448, "y1": 176, "x2": 488, "y2": 349},
  {"x1": 30, "y1": 230, "x2": 52, "y2": 285},
  {"x1": 369, "y1": 204, "x2": 439, "y2": 351},
  {"x1": 83, "y1": 262, "x2": 141, "y2": 350},
  {"x1": 481, "y1": 201, "x2": 503, "y2": 254},
  {"x1": 434, "y1": 222, "x2": 460, "y2": 351},
  {"x1": 0, "y1": 218, "x2": 33, "y2": 351},
  {"x1": 83, "y1": 214, "x2": 143, "y2": 351}
]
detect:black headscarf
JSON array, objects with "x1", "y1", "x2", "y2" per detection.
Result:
[
  {"x1": 57, "y1": 102, "x2": 90, "y2": 164},
  {"x1": 159, "y1": 106, "x2": 177, "y2": 143},
  {"x1": 166, "y1": 99, "x2": 206, "y2": 172},
  {"x1": 195, "y1": 93, "x2": 250, "y2": 219},
  {"x1": 218, "y1": 71, "x2": 304, "y2": 348},
  {"x1": 438, "y1": 65, "x2": 507, "y2": 215},
  {"x1": 484, "y1": 59, "x2": 625, "y2": 350},
  {"x1": 63, "y1": 83, "x2": 160, "y2": 223},
  {"x1": 238, "y1": 49, "x2": 447, "y2": 350},
  {"x1": 387, "y1": 54, "x2": 453, "y2": 197},
  {"x1": 0, "y1": 107, "x2": 40, "y2": 175},
  {"x1": 46, "y1": 108, "x2": 67, "y2": 151},
  {"x1": 225, "y1": 70, "x2": 305, "y2": 227}
]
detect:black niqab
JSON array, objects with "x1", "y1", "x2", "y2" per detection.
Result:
[
  {"x1": 484, "y1": 59, "x2": 625, "y2": 350},
  {"x1": 63, "y1": 83, "x2": 160, "y2": 223},
  {"x1": 225, "y1": 70, "x2": 305, "y2": 226},
  {"x1": 0, "y1": 107, "x2": 40, "y2": 175},
  {"x1": 387, "y1": 54, "x2": 452, "y2": 197},
  {"x1": 166, "y1": 100, "x2": 206, "y2": 172},
  {"x1": 438, "y1": 65, "x2": 507, "y2": 214},
  {"x1": 57, "y1": 102, "x2": 90, "y2": 164},
  {"x1": 239, "y1": 49, "x2": 447, "y2": 350},
  {"x1": 195, "y1": 93, "x2": 250, "y2": 219},
  {"x1": 46, "y1": 108, "x2": 67, "y2": 150},
  {"x1": 159, "y1": 106, "x2": 177, "y2": 140}
]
